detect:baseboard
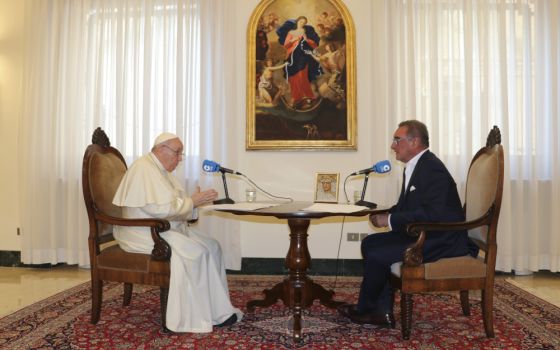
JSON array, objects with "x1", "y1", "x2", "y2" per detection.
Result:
[
  {"x1": 0, "y1": 251, "x2": 363, "y2": 275},
  {"x1": 0, "y1": 251, "x2": 65, "y2": 268},
  {"x1": 0, "y1": 251, "x2": 22, "y2": 267},
  {"x1": 2, "y1": 251, "x2": 557, "y2": 278}
]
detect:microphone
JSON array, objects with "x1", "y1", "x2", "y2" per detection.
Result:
[
  {"x1": 202, "y1": 160, "x2": 242, "y2": 175},
  {"x1": 202, "y1": 160, "x2": 241, "y2": 204},
  {"x1": 351, "y1": 160, "x2": 392, "y2": 176}
]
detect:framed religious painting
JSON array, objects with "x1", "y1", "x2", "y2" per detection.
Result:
[
  {"x1": 314, "y1": 173, "x2": 340, "y2": 203},
  {"x1": 246, "y1": 0, "x2": 356, "y2": 150}
]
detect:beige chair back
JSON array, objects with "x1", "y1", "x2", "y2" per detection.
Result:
[
  {"x1": 464, "y1": 126, "x2": 504, "y2": 249},
  {"x1": 88, "y1": 152, "x2": 126, "y2": 218}
]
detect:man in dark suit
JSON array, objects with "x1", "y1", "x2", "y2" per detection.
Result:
[{"x1": 339, "y1": 120, "x2": 477, "y2": 327}]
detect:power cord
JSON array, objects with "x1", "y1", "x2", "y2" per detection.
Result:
[{"x1": 333, "y1": 215, "x2": 346, "y2": 290}]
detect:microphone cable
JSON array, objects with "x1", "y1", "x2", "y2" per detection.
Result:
[
  {"x1": 342, "y1": 175, "x2": 350, "y2": 203},
  {"x1": 240, "y1": 174, "x2": 294, "y2": 203},
  {"x1": 342, "y1": 174, "x2": 353, "y2": 204}
]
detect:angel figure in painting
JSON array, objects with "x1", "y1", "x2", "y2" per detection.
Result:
[
  {"x1": 311, "y1": 42, "x2": 346, "y2": 108},
  {"x1": 316, "y1": 43, "x2": 345, "y2": 74},
  {"x1": 276, "y1": 16, "x2": 323, "y2": 110},
  {"x1": 257, "y1": 60, "x2": 287, "y2": 107}
]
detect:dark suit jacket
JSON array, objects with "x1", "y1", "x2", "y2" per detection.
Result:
[{"x1": 389, "y1": 150, "x2": 476, "y2": 261}]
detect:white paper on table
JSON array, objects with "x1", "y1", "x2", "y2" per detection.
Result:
[
  {"x1": 302, "y1": 203, "x2": 370, "y2": 213},
  {"x1": 201, "y1": 202, "x2": 278, "y2": 211}
]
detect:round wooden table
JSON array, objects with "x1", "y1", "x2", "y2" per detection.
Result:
[{"x1": 214, "y1": 201, "x2": 386, "y2": 341}]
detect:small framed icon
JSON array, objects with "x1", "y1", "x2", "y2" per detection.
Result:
[{"x1": 314, "y1": 173, "x2": 340, "y2": 203}]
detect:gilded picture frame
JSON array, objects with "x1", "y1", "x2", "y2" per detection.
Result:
[
  {"x1": 314, "y1": 172, "x2": 340, "y2": 203},
  {"x1": 246, "y1": 0, "x2": 356, "y2": 150}
]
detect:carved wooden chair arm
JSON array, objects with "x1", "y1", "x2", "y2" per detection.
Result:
[
  {"x1": 94, "y1": 211, "x2": 172, "y2": 260},
  {"x1": 94, "y1": 211, "x2": 170, "y2": 230},
  {"x1": 402, "y1": 211, "x2": 493, "y2": 267}
]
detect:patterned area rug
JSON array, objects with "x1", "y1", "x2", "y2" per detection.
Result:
[{"x1": 1, "y1": 275, "x2": 559, "y2": 349}]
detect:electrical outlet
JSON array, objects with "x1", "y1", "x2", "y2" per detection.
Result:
[
  {"x1": 360, "y1": 233, "x2": 369, "y2": 241},
  {"x1": 347, "y1": 233, "x2": 360, "y2": 241}
]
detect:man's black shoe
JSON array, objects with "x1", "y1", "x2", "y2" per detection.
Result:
[
  {"x1": 337, "y1": 304, "x2": 395, "y2": 328},
  {"x1": 216, "y1": 314, "x2": 238, "y2": 328},
  {"x1": 337, "y1": 303, "x2": 362, "y2": 318}
]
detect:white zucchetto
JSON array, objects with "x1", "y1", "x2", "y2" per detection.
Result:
[{"x1": 153, "y1": 132, "x2": 179, "y2": 148}]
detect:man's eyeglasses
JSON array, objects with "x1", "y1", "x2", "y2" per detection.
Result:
[
  {"x1": 162, "y1": 144, "x2": 185, "y2": 157},
  {"x1": 392, "y1": 136, "x2": 414, "y2": 145}
]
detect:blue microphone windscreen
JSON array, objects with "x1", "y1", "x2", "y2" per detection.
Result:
[
  {"x1": 202, "y1": 159, "x2": 220, "y2": 172},
  {"x1": 374, "y1": 160, "x2": 391, "y2": 173}
]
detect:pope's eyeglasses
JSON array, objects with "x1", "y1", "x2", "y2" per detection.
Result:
[{"x1": 162, "y1": 144, "x2": 185, "y2": 157}]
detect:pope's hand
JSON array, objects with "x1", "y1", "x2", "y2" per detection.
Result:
[{"x1": 191, "y1": 186, "x2": 218, "y2": 207}]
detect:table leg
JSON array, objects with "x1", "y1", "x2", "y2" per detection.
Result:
[{"x1": 246, "y1": 218, "x2": 345, "y2": 341}]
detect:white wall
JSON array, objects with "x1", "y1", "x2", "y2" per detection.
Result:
[
  {"x1": 230, "y1": 1, "x2": 396, "y2": 259},
  {"x1": 0, "y1": 1, "x2": 400, "y2": 260},
  {"x1": 0, "y1": 0, "x2": 24, "y2": 251}
]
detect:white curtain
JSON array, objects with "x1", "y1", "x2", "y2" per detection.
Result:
[
  {"x1": 372, "y1": 0, "x2": 559, "y2": 272},
  {"x1": 196, "y1": 0, "x2": 242, "y2": 270},
  {"x1": 19, "y1": 0, "x2": 241, "y2": 268}
]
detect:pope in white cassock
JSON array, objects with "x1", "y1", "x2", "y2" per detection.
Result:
[{"x1": 112, "y1": 132, "x2": 242, "y2": 333}]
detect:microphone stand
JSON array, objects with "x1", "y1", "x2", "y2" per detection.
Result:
[
  {"x1": 213, "y1": 171, "x2": 235, "y2": 204},
  {"x1": 354, "y1": 174, "x2": 377, "y2": 208}
]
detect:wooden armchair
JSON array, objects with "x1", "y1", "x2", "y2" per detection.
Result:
[
  {"x1": 82, "y1": 127, "x2": 172, "y2": 330},
  {"x1": 390, "y1": 126, "x2": 504, "y2": 340}
]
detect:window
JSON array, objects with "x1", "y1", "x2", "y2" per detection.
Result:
[
  {"x1": 409, "y1": 1, "x2": 548, "y2": 180},
  {"x1": 86, "y1": 2, "x2": 201, "y2": 159}
]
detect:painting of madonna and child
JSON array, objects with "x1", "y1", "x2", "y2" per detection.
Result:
[{"x1": 247, "y1": 0, "x2": 356, "y2": 150}]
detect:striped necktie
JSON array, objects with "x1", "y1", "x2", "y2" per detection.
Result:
[{"x1": 396, "y1": 168, "x2": 406, "y2": 209}]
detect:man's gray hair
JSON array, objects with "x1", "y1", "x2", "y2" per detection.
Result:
[{"x1": 398, "y1": 120, "x2": 429, "y2": 147}]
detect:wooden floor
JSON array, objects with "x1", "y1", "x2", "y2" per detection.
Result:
[{"x1": 0, "y1": 266, "x2": 558, "y2": 318}]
